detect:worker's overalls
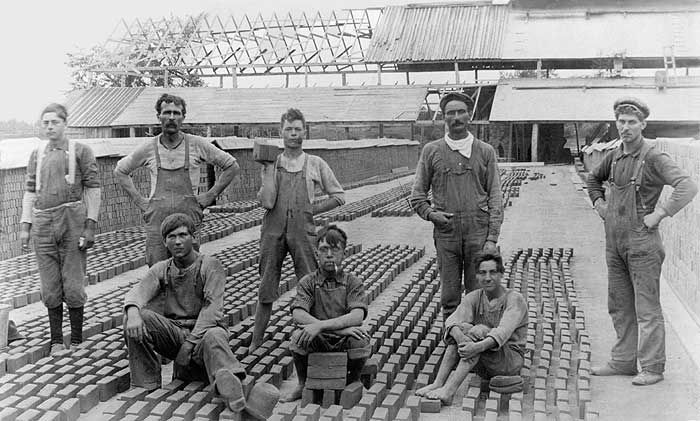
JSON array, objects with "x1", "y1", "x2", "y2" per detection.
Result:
[
  {"x1": 126, "y1": 256, "x2": 245, "y2": 389},
  {"x1": 258, "y1": 156, "x2": 317, "y2": 303},
  {"x1": 604, "y1": 142, "x2": 665, "y2": 374},
  {"x1": 433, "y1": 141, "x2": 490, "y2": 319},
  {"x1": 144, "y1": 136, "x2": 203, "y2": 267}
]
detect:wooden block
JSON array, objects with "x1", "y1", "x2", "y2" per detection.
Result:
[{"x1": 322, "y1": 389, "x2": 336, "y2": 408}]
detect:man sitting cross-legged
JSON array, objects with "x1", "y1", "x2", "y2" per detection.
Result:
[
  {"x1": 281, "y1": 225, "x2": 372, "y2": 402},
  {"x1": 123, "y1": 213, "x2": 271, "y2": 415},
  {"x1": 415, "y1": 251, "x2": 527, "y2": 403}
]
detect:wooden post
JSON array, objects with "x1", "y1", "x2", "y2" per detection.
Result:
[
  {"x1": 164, "y1": 69, "x2": 169, "y2": 88},
  {"x1": 304, "y1": 67, "x2": 309, "y2": 87},
  {"x1": 206, "y1": 125, "x2": 212, "y2": 137},
  {"x1": 474, "y1": 69, "x2": 479, "y2": 82},
  {"x1": 286, "y1": 74, "x2": 290, "y2": 88},
  {"x1": 232, "y1": 67, "x2": 238, "y2": 88},
  {"x1": 129, "y1": 127, "x2": 136, "y2": 137},
  {"x1": 377, "y1": 65, "x2": 382, "y2": 86},
  {"x1": 379, "y1": 123, "x2": 384, "y2": 138},
  {"x1": 219, "y1": 76, "x2": 224, "y2": 88},
  {"x1": 454, "y1": 62, "x2": 460, "y2": 84},
  {"x1": 536, "y1": 60, "x2": 543, "y2": 79},
  {"x1": 531, "y1": 123, "x2": 539, "y2": 162},
  {"x1": 406, "y1": 72, "x2": 411, "y2": 85},
  {"x1": 341, "y1": 73, "x2": 347, "y2": 86}
]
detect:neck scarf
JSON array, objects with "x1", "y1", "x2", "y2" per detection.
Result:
[{"x1": 445, "y1": 132, "x2": 474, "y2": 159}]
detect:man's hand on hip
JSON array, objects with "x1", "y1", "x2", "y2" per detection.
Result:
[
  {"x1": 643, "y1": 208, "x2": 666, "y2": 230},
  {"x1": 429, "y1": 211, "x2": 454, "y2": 229}
]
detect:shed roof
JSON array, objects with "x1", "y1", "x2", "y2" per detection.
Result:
[
  {"x1": 79, "y1": 85, "x2": 427, "y2": 127},
  {"x1": 214, "y1": 137, "x2": 418, "y2": 150},
  {"x1": 366, "y1": 4, "x2": 508, "y2": 62},
  {"x1": 365, "y1": 3, "x2": 700, "y2": 63},
  {"x1": 489, "y1": 77, "x2": 700, "y2": 122},
  {"x1": 65, "y1": 87, "x2": 145, "y2": 127}
]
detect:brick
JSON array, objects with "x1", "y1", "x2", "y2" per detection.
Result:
[
  {"x1": 172, "y1": 402, "x2": 197, "y2": 420},
  {"x1": 101, "y1": 399, "x2": 130, "y2": 417},
  {"x1": 322, "y1": 389, "x2": 336, "y2": 408},
  {"x1": 36, "y1": 410, "x2": 62, "y2": 421},
  {"x1": 119, "y1": 387, "x2": 150, "y2": 401},
  {"x1": 196, "y1": 403, "x2": 223, "y2": 419},
  {"x1": 370, "y1": 407, "x2": 390, "y2": 421},
  {"x1": 124, "y1": 401, "x2": 153, "y2": 418},
  {"x1": 58, "y1": 398, "x2": 81, "y2": 421},
  {"x1": 321, "y1": 404, "x2": 343, "y2": 421},
  {"x1": 277, "y1": 402, "x2": 298, "y2": 421},
  {"x1": 380, "y1": 394, "x2": 400, "y2": 419},
  {"x1": 37, "y1": 397, "x2": 63, "y2": 411},
  {"x1": 15, "y1": 409, "x2": 42, "y2": 421},
  {"x1": 151, "y1": 401, "x2": 177, "y2": 419},
  {"x1": 420, "y1": 398, "x2": 441, "y2": 413},
  {"x1": 97, "y1": 375, "x2": 120, "y2": 401},
  {"x1": 77, "y1": 384, "x2": 100, "y2": 413},
  {"x1": 299, "y1": 403, "x2": 322, "y2": 421},
  {"x1": 339, "y1": 382, "x2": 363, "y2": 409},
  {"x1": 366, "y1": 383, "x2": 386, "y2": 403},
  {"x1": 16, "y1": 396, "x2": 41, "y2": 410},
  {"x1": 166, "y1": 390, "x2": 190, "y2": 403},
  {"x1": 405, "y1": 395, "x2": 420, "y2": 421},
  {"x1": 348, "y1": 406, "x2": 367, "y2": 421}
]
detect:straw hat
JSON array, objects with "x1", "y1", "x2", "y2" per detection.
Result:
[{"x1": 244, "y1": 382, "x2": 280, "y2": 420}]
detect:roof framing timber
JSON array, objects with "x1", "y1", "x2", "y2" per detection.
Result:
[{"x1": 99, "y1": 9, "x2": 382, "y2": 81}]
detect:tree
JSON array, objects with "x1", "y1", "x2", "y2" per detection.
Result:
[{"x1": 67, "y1": 13, "x2": 208, "y2": 89}]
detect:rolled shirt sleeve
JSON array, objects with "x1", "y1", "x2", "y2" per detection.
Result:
[
  {"x1": 187, "y1": 257, "x2": 227, "y2": 343},
  {"x1": 78, "y1": 143, "x2": 100, "y2": 189},
  {"x1": 443, "y1": 292, "x2": 478, "y2": 342},
  {"x1": 291, "y1": 273, "x2": 315, "y2": 314},
  {"x1": 345, "y1": 273, "x2": 368, "y2": 319},
  {"x1": 199, "y1": 139, "x2": 236, "y2": 170},
  {"x1": 316, "y1": 158, "x2": 345, "y2": 206},
  {"x1": 586, "y1": 151, "x2": 614, "y2": 205},
  {"x1": 486, "y1": 292, "x2": 528, "y2": 349}
]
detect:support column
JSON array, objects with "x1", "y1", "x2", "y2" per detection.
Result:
[
  {"x1": 164, "y1": 69, "x2": 169, "y2": 88},
  {"x1": 219, "y1": 76, "x2": 224, "y2": 88},
  {"x1": 285, "y1": 74, "x2": 290, "y2": 88},
  {"x1": 232, "y1": 66, "x2": 238, "y2": 88},
  {"x1": 475, "y1": 69, "x2": 478, "y2": 82},
  {"x1": 304, "y1": 67, "x2": 309, "y2": 87},
  {"x1": 206, "y1": 125, "x2": 212, "y2": 137},
  {"x1": 129, "y1": 127, "x2": 136, "y2": 137},
  {"x1": 406, "y1": 72, "x2": 411, "y2": 85},
  {"x1": 454, "y1": 62, "x2": 460, "y2": 84},
  {"x1": 531, "y1": 123, "x2": 539, "y2": 162},
  {"x1": 377, "y1": 65, "x2": 382, "y2": 85},
  {"x1": 341, "y1": 73, "x2": 347, "y2": 86}
]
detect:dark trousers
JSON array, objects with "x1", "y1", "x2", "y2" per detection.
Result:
[{"x1": 126, "y1": 309, "x2": 245, "y2": 390}]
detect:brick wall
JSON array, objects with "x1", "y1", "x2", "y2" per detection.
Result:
[
  {"x1": 656, "y1": 139, "x2": 700, "y2": 322},
  {"x1": 0, "y1": 141, "x2": 419, "y2": 260}
]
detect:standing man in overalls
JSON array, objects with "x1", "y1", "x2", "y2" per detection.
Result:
[
  {"x1": 115, "y1": 94, "x2": 240, "y2": 267},
  {"x1": 411, "y1": 92, "x2": 503, "y2": 320},
  {"x1": 20, "y1": 103, "x2": 102, "y2": 355},
  {"x1": 251, "y1": 108, "x2": 345, "y2": 351},
  {"x1": 587, "y1": 97, "x2": 697, "y2": 386}
]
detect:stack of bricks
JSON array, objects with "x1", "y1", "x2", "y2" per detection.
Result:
[{"x1": 656, "y1": 138, "x2": 700, "y2": 324}]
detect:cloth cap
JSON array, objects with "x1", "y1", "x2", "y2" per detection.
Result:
[
  {"x1": 244, "y1": 382, "x2": 280, "y2": 420},
  {"x1": 613, "y1": 97, "x2": 650, "y2": 119},
  {"x1": 439, "y1": 92, "x2": 472, "y2": 113}
]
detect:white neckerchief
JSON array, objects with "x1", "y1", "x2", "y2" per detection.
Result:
[{"x1": 445, "y1": 132, "x2": 474, "y2": 159}]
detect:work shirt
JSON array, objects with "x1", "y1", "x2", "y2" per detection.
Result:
[
  {"x1": 25, "y1": 139, "x2": 100, "y2": 210},
  {"x1": 258, "y1": 152, "x2": 345, "y2": 209},
  {"x1": 123, "y1": 253, "x2": 226, "y2": 344},
  {"x1": 586, "y1": 139, "x2": 698, "y2": 217},
  {"x1": 444, "y1": 288, "x2": 528, "y2": 351},
  {"x1": 291, "y1": 269, "x2": 368, "y2": 320},
  {"x1": 115, "y1": 134, "x2": 236, "y2": 198},
  {"x1": 411, "y1": 137, "x2": 503, "y2": 243}
]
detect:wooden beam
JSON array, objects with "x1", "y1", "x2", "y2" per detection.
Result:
[
  {"x1": 454, "y1": 62, "x2": 460, "y2": 84},
  {"x1": 531, "y1": 123, "x2": 539, "y2": 162}
]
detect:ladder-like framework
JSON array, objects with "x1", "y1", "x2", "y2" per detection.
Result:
[{"x1": 98, "y1": 9, "x2": 383, "y2": 82}]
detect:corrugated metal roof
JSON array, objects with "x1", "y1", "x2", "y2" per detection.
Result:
[
  {"x1": 110, "y1": 86, "x2": 427, "y2": 126},
  {"x1": 366, "y1": 4, "x2": 508, "y2": 62},
  {"x1": 489, "y1": 77, "x2": 700, "y2": 122},
  {"x1": 502, "y1": 9, "x2": 700, "y2": 59},
  {"x1": 66, "y1": 87, "x2": 145, "y2": 127},
  {"x1": 366, "y1": 4, "x2": 700, "y2": 62}
]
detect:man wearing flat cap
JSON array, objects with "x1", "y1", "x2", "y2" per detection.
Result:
[
  {"x1": 411, "y1": 91, "x2": 503, "y2": 320},
  {"x1": 587, "y1": 97, "x2": 697, "y2": 386}
]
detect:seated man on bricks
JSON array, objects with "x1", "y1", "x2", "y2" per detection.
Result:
[
  {"x1": 416, "y1": 251, "x2": 527, "y2": 403},
  {"x1": 123, "y1": 213, "x2": 274, "y2": 414},
  {"x1": 281, "y1": 225, "x2": 372, "y2": 402}
]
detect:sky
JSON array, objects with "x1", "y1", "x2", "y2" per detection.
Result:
[{"x1": 1, "y1": 0, "x2": 458, "y2": 124}]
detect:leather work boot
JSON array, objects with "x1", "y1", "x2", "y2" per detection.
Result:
[
  {"x1": 632, "y1": 371, "x2": 664, "y2": 386},
  {"x1": 591, "y1": 362, "x2": 637, "y2": 376},
  {"x1": 215, "y1": 369, "x2": 245, "y2": 412},
  {"x1": 50, "y1": 343, "x2": 67, "y2": 357}
]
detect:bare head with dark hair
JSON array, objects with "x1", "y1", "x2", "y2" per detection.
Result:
[
  {"x1": 160, "y1": 213, "x2": 196, "y2": 240},
  {"x1": 316, "y1": 224, "x2": 348, "y2": 250},
  {"x1": 280, "y1": 108, "x2": 305, "y2": 127},
  {"x1": 475, "y1": 251, "x2": 505, "y2": 274},
  {"x1": 155, "y1": 94, "x2": 187, "y2": 116},
  {"x1": 41, "y1": 103, "x2": 68, "y2": 122}
]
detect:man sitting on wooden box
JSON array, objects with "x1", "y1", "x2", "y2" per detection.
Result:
[
  {"x1": 281, "y1": 225, "x2": 371, "y2": 402},
  {"x1": 416, "y1": 251, "x2": 527, "y2": 403}
]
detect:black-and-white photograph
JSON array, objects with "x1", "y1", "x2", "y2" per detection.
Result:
[{"x1": 1, "y1": 0, "x2": 699, "y2": 420}]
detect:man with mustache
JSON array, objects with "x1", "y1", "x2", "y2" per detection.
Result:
[
  {"x1": 586, "y1": 97, "x2": 697, "y2": 386},
  {"x1": 115, "y1": 94, "x2": 240, "y2": 266},
  {"x1": 411, "y1": 92, "x2": 503, "y2": 320}
]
